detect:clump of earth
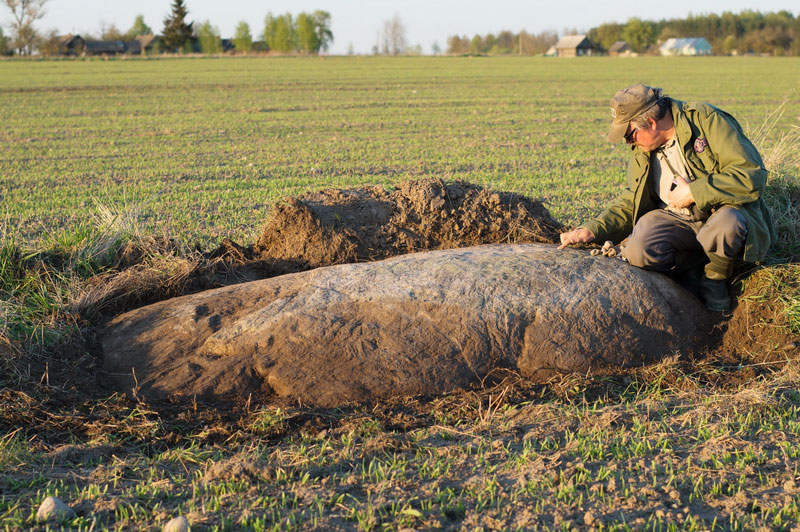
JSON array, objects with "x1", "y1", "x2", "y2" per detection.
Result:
[
  {"x1": 254, "y1": 178, "x2": 562, "y2": 268},
  {"x1": 76, "y1": 178, "x2": 562, "y2": 316}
]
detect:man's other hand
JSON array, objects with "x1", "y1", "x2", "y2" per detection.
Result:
[
  {"x1": 558, "y1": 227, "x2": 595, "y2": 249},
  {"x1": 667, "y1": 176, "x2": 695, "y2": 209}
]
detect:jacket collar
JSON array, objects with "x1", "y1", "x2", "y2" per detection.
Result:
[{"x1": 669, "y1": 99, "x2": 695, "y2": 152}]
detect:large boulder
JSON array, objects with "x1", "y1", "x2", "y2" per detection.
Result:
[{"x1": 101, "y1": 244, "x2": 708, "y2": 407}]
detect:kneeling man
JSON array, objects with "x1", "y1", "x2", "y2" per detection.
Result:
[{"x1": 559, "y1": 84, "x2": 776, "y2": 311}]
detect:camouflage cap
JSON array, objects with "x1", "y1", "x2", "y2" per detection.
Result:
[{"x1": 607, "y1": 84, "x2": 661, "y2": 143}]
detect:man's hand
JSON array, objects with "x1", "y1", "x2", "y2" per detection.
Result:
[
  {"x1": 667, "y1": 176, "x2": 695, "y2": 209},
  {"x1": 558, "y1": 227, "x2": 595, "y2": 249}
]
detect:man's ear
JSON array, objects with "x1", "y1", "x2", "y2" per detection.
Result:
[{"x1": 647, "y1": 117, "x2": 658, "y2": 130}]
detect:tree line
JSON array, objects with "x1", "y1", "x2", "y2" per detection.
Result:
[
  {"x1": 448, "y1": 10, "x2": 800, "y2": 56},
  {"x1": 0, "y1": 0, "x2": 333, "y2": 56},
  {"x1": 589, "y1": 10, "x2": 800, "y2": 55},
  {"x1": 446, "y1": 31, "x2": 558, "y2": 55}
]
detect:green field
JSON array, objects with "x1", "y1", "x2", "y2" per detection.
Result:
[
  {"x1": 1, "y1": 57, "x2": 800, "y2": 531},
  {"x1": 2, "y1": 56, "x2": 798, "y2": 246}
]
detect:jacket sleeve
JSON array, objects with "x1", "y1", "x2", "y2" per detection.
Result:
[
  {"x1": 580, "y1": 186, "x2": 635, "y2": 244},
  {"x1": 688, "y1": 107, "x2": 768, "y2": 212}
]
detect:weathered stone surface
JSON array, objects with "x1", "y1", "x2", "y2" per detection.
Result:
[
  {"x1": 36, "y1": 496, "x2": 74, "y2": 522},
  {"x1": 101, "y1": 244, "x2": 708, "y2": 407},
  {"x1": 163, "y1": 516, "x2": 190, "y2": 532}
]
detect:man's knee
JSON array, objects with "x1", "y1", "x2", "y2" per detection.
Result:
[
  {"x1": 697, "y1": 206, "x2": 748, "y2": 258},
  {"x1": 622, "y1": 210, "x2": 694, "y2": 272}
]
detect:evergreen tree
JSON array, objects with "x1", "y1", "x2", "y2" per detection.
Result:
[
  {"x1": 162, "y1": 0, "x2": 193, "y2": 52},
  {"x1": 0, "y1": 27, "x2": 7, "y2": 55}
]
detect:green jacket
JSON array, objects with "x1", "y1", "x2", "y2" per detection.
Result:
[{"x1": 581, "y1": 99, "x2": 776, "y2": 262}]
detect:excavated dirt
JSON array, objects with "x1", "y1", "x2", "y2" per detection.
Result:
[
  {"x1": 255, "y1": 178, "x2": 562, "y2": 268},
  {"x1": 75, "y1": 179, "x2": 561, "y2": 318}
]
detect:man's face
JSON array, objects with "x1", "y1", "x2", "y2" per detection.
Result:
[{"x1": 624, "y1": 119, "x2": 668, "y2": 152}]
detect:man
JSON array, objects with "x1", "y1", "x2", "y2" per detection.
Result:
[{"x1": 558, "y1": 84, "x2": 776, "y2": 311}]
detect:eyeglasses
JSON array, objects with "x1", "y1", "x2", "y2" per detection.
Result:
[{"x1": 624, "y1": 127, "x2": 637, "y2": 143}]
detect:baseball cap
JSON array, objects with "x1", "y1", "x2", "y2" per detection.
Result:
[{"x1": 607, "y1": 84, "x2": 662, "y2": 143}]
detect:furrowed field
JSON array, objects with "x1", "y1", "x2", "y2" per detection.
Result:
[{"x1": 1, "y1": 56, "x2": 800, "y2": 531}]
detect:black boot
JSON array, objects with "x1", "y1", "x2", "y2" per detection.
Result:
[{"x1": 700, "y1": 275, "x2": 731, "y2": 312}]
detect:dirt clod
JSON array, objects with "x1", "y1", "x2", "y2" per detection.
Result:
[{"x1": 254, "y1": 178, "x2": 561, "y2": 268}]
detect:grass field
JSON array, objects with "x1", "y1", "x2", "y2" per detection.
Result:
[
  {"x1": 1, "y1": 56, "x2": 800, "y2": 531},
  {"x1": 2, "y1": 56, "x2": 798, "y2": 246}
]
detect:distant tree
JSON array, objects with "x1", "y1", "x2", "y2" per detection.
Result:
[
  {"x1": 588, "y1": 22, "x2": 624, "y2": 51},
  {"x1": 233, "y1": 21, "x2": 252, "y2": 52},
  {"x1": 495, "y1": 30, "x2": 514, "y2": 52},
  {"x1": 2, "y1": 0, "x2": 48, "y2": 54},
  {"x1": 162, "y1": 0, "x2": 193, "y2": 52},
  {"x1": 37, "y1": 27, "x2": 60, "y2": 55},
  {"x1": 197, "y1": 20, "x2": 221, "y2": 54},
  {"x1": 100, "y1": 21, "x2": 125, "y2": 40},
  {"x1": 430, "y1": 41, "x2": 440, "y2": 55},
  {"x1": 446, "y1": 35, "x2": 469, "y2": 54},
  {"x1": 622, "y1": 17, "x2": 655, "y2": 52},
  {"x1": 127, "y1": 14, "x2": 152, "y2": 38},
  {"x1": 469, "y1": 35, "x2": 482, "y2": 54},
  {"x1": 0, "y1": 26, "x2": 8, "y2": 55},
  {"x1": 311, "y1": 10, "x2": 333, "y2": 52},
  {"x1": 346, "y1": 42, "x2": 354, "y2": 55},
  {"x1": 722, "y1": 34, "x2": 737, "y2": 54},
  {"x1": 381, "y1": 14, "x2": 407, "y2": 55},
  {"x1": 263, "y1": 12, "x2": 296, "y2": 52},
  {"x1": 296, "y1": 12, "x2": 318, "y2": 53},
  {"x1": 407, "y1": 43, "x2": 422, "y2": 55}
]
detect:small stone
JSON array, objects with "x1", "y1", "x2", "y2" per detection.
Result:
[
  {"x1": 583, "y1": 511, "x2": 596, "y2": 525},
  {"x1": 590, "y1": 249, "x2": 601, "y2": 256},
  {"x1": 163, "y1": 516, "x2": 190, "y2": 532},
  {"x1": 606, "y1": 248, "x2": 617, "y2": 258},
  {"x1": 602, "y1": 240, "x2": 613, "y2": 251},
  {"x1": 36, "y1": 496, "x2": 74, "y2": 522},
  {"x1": 783, "y1": 479, "x2": 797, "y2": 492}
]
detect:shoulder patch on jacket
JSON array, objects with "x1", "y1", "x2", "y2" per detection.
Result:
[{"x1": 694, "y1": 138, "x2": 709, "y2": 153}]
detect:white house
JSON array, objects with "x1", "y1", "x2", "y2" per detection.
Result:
[{"x1": 659, "y1": 38, "x2": 712, "y2": 56}]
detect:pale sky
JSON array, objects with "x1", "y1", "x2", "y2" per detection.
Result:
[{"x1": 26, "y1": 0, "x2": 800, "y2": 54}]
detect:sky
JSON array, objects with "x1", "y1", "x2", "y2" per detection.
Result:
[{"x1": 27, "y1": 0, "x2": 800, "y2": 55}]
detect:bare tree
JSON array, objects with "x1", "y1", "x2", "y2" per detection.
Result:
[
  {"x1": 2, "y1": 0, "x2": 48, "y2": 55},
  {"x1": 380, "y1": 14, "x2": 407, "y2": 55}
]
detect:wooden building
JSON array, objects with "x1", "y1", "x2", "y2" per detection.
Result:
[
  {"x1": 57, "y1": 34, "x2": 86, "y2": 56},
  {"x1": 608, "y1": 41, "x2": 632, "y2": 56},
  {"x1": 554, "y1": 35, "x2": 596, "y2": 57}
]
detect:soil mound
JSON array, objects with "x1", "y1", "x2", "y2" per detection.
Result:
[
  {"x1": 254, "y1": 178, "x2": 561, "y2": 268},
  {"x1": 76, "y1": 179, "x2": 561, "y2": 318},
  {"x1": 101, "y1": 244, "x2": 710, "y2": 407}
]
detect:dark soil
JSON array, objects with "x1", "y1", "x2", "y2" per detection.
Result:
[{"x1": 255, "y1": 178, "x2": 562, "y2": 268}]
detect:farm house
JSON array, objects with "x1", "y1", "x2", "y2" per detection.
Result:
[
  {"x1": 57, "y1": 34, "x2": 85, "y2": 56},
  {"x1": 554, "y1": 35, "x2": 597, "y2": 57},
  {"x1": 608, "y1": 41, "x2": 632, "y2": 56},
  {"x1": 659, "y1": 37, "x2": 712, "y2": 56}
]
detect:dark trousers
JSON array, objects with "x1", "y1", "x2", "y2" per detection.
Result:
[{"x1": 621, "y1": 206, "x2": 748, "y2": 280}]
